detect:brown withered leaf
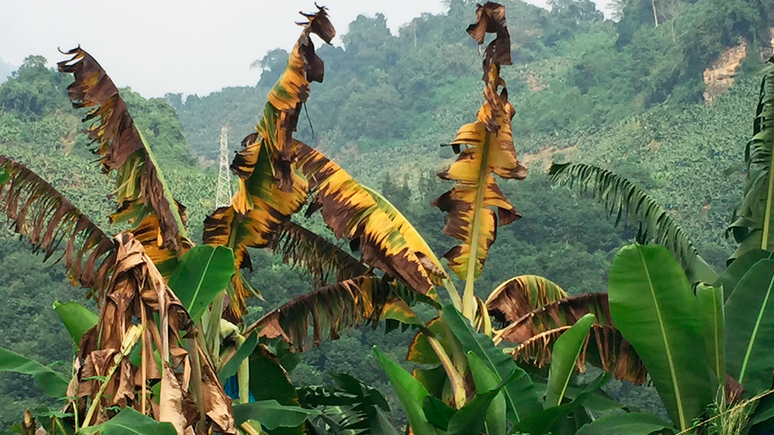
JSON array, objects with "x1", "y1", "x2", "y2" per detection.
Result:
[
  {"x1": 246, "y1": 275, "x2": 408, "y2": 352},
  {"x1": 467, "y1": 2, "x2": 512, "y2": 68},
  {"x1": 497, "y1": 293, "x2": 648, "y2": 385},
  {"x1": 160, "y1": 364, "x2": 193, "y2": 435},
  {"x1": 58, "y1": 47, "x2": 187, "y2": 253},
  {"x1": 73, "y1": 233, "x2": 234, "y2": 435},
  {"x1": 0, "y1": 156, "x2": 116, "y2": 293},
  {"x1": 485, "y1": 275, "x2": 568, "y2": 326},
  {"x1": 269, "y1": 220, "x2": 368, "y2": 287}
]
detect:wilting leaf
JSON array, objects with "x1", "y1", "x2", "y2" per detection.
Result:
[
  {"x1": 0, "y1": 347, "x2": 68, "y2": 398},
  {"x1": 233, "y1": 400, "x2": 321, "y2": 429},
  {"x1": 467, "y1": 2, "x2": 512, "y2": 70},
  {"x1": 362, "y1": 185, "x2": 447, "y2": 282},
  {"x1": 0, "y1": 157, "x2": 115, "y2": 292},
  {"x1": 485, "y1": 274, "x2": 567, "y2": 326},
  {"x1": 53, "y1": 301, "x2": 98, "y2": 345},
  {"x1": 433, "y1": 121, "x2": 527, "y2": 282},
  {"x1": 407, "y1": 318, "x2": 452, "y2": 365},
  {"x1": 549, "y1": 162, "x2": 717, "y2": 283},
  {"x1": 246, "y1": 275, "x2": 414, "y2": 351},
  {"x1": 294, "y1": 140, "x2": 435, "y2": 294},
  {"x1": 168, "y1": 245, "x2": 235, "y2": 321},
  {"x1": 58, "y1": 48, "x2": 188, "y2": 253},
  {"x1": 203, "y1": 205, "x2": 274, "y2": 313},
  {"x1": 76, "y1": 233, "x2": 235, "y2": 434},
  {"x1": 80, "y1": 408, "x2": 177, "y2": 435},
  {"x1": 498, "y1": 292, "x2": 648, "y2": 385},
  {"x1": 269, "y1": 220, "x2": 368, "y2": 287},
  {"x1": 608, "y1": 244, "x2": 712, "y2": 430}
]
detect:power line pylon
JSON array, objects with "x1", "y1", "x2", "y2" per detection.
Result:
[{"x1": 216, "y1": 125, "x2": 232, "y2": 208}]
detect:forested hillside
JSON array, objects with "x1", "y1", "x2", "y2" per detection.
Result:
[{"x1": 0, "y1": 0, "x2": 772, "y2": 428}]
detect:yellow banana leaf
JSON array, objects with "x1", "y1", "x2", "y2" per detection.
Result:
[
  {"x1": 294, "y1": 140, "x2": 435, "y2": 295},
  {"x1": 434, "y1": 9, "x2": 526, "y2": 286},
  {"x1": 362, "y1": 185, "x2": 448, "y2": 284},
  {"x1": 231, "y1": 7, "x2": 335, "y2": 192}
]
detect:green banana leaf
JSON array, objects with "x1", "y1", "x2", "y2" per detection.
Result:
[
  {"x1": 80, "y1": 407, "x2": 176, "y2": 435},
  {"x1": 512, "y1": 374, "x2": 610, "y2": 435},
  {"x1": 696, "y1": 284, "x2": 725, "y2": 385},
  {"x1": 468, "y1": 352, "x2": 506, "y2": 435},
  {"x1": 574, "y1": 412, "x2": 674, "y2": 435},
  {"x1": 373, "y1": 346, "x2": 437, "y2": 435},
  {"x1": 442, "y1": 305, "x2": 542, "y2": 423},
  {"x1": 0, "y1": 347, "x2": 68, "y2": 398},
  {"x1": 233, "y1": 400, "x2": 321, "y2": 429},
  {"x1": 218, "y1": 332, "x2": 258, "y2": 383},
  {"x1": 168, "y1": 245, "x2": 235, "y2": 321},
  {"x1": 715, "y1": 249, "x2": 773, "y2": 301},
  {"x1": 725, "y1": 259, "x2": 774, "y2": 394},
  {"x1": 608, "y1": 244, "x2": 712, "y2": 430},
  {"x1": 53, "y1": 301, "x2": 97, "y2": 345},
  {"x1": 545, "y1": 313, "x2": 595, "y2": 408}
]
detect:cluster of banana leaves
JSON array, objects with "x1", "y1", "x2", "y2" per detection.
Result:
[{"x1": 6, "y1": 1, "x2": 774, "y2": 435}]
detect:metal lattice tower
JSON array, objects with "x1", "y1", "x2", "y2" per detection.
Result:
[{"x1": 215, "y1": 125, "x2": 232, "y2": 208}]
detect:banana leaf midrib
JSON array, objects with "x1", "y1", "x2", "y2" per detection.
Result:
[
  {"x1": 635, "y1": 246, "x2": 688, "y2": 430},
  {"x1": 463, "y1": 129, "x2": 492, "y2": 315},
  {"x1": 739, "y1": 274, "x2": 774, "y2": 384}
]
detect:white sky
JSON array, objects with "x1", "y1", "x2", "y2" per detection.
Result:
[{"x1": 0, "y1": 0, "x2": 612, "y2": 98}]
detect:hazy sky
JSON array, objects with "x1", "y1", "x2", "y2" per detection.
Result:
[{"x1": 0, "y1": 0, "x2": 613, "y2": 98}]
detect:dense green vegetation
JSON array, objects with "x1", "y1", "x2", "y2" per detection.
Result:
[{"x1": 2, "y1": 0, "x2": 774, "y2": 432}]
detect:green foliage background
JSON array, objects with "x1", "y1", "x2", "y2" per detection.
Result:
[{"x1": 0, "y1": 0, "x2": 771, "y2": 428}]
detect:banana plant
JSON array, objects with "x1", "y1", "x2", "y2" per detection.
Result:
[{"x1": 730, "y1": 58, "x2": 774, "y2": 257}]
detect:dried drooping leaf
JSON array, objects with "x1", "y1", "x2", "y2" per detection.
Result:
[
  {"x1": 246, "y1": 275, "x2": 412, "y2": 352},
  {"x1": 58, "y1": 47, "x2": 188, "y2": 253},
  {"x1": 497, "y1": 293, "x2": 648, "y2": 385},
  {"x1": 294, "y1": 141, "x2": 435, "y2": 295},
  {"x1": 485, "y1": 275, "x2": 568, "y2": 327},
  {"x1": 467, "y1": 2, "x2": 512, "y2": 69},
  {"x1": 73, "y1": 233, "x2": 234, "y2": 435},
  {"x1": 231, "y1": 6, "x2": 334, "y2": 192},
  {"x1": 0, "y1": 156, "x2": 115, "y2": 292},
  {"x1": 270, "y1": 220, "x2": 368, "y2": 287}
]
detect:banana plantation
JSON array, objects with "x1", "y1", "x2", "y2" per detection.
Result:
[{"x1": 3, "y1": 1, "x2": 774, "y2": 434}]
